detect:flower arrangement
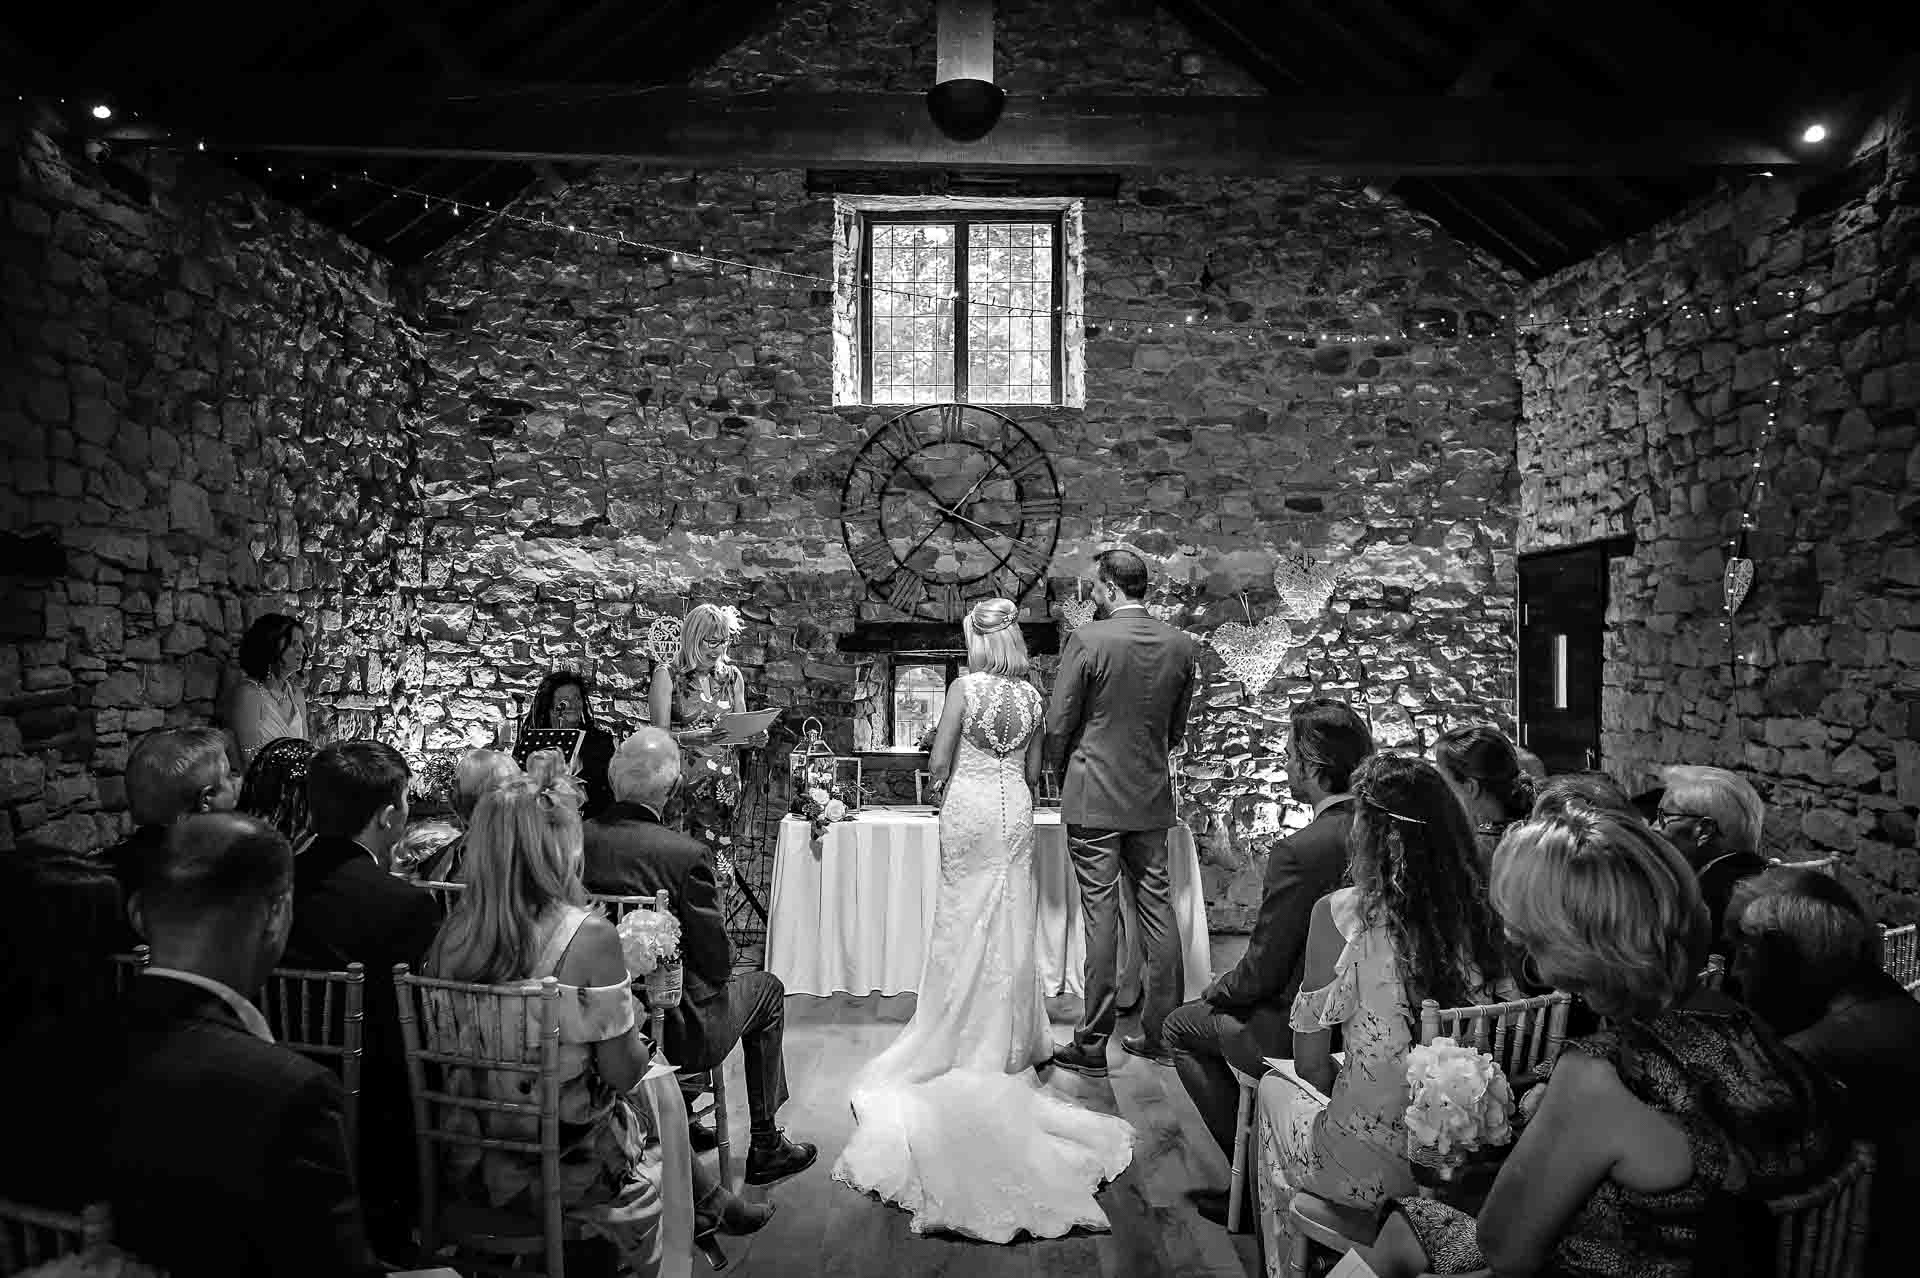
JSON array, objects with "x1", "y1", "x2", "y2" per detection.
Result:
[
  {"x1": 616, "y1": 908, "x2": 683, "y2": 979},
  {"x1": 1403, "y1": 1037, "x2": 1516, "y2": 1176},
  {"x1": 789, "y1": 779, "x2": 855, "y2": 841}
]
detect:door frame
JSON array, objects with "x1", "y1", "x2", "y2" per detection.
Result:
[{"x1": 1515, "y1": 535, "x2": 1633, "y2": 772}]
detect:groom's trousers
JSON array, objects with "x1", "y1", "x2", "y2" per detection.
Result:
[{"x1": 1068, "y1": 825, "x2": 1182, "y2": 1051}]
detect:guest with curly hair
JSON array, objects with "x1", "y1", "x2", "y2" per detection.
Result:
[
  {"x1": 1258, "y1": 751, "x2": 1514, "y2": 1222},
  {"x1": 1363, "y1": 810, "x2": 1841, "y2": 1278},
  {"x1": 1433, "y1": 725, "x2": 1537, "y2": 866},
  {"x1": 524, "y1": 670, "x2": 619, "y2": 820},
  {"x1": 237, "y1": 736, "x2": 318, "y2": 851}
]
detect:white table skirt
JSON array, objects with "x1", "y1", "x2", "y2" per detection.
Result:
[{"x1": 766, "y1": 809, "x2": 1211, "y2": 1001}]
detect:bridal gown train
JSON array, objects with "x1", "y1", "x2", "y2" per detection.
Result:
[{"x1": 832, "y1": 672, "x2": 1135, "y2": 1242}]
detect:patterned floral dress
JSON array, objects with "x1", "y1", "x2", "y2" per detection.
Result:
[
  {"x1": 1260, "y1": 887, "x2": 1512, "y2": 1219},
  {"x1": 668, "y1": 664, "x2": 747, "y2": 868},
  {"x1": 1393, "y1": 998, "x2": 1842, "y2": 1277}
]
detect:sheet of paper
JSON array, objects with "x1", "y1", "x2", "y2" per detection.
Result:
[
  {"x1": 1326, "y1": 1249, "x2": 1380, "y2": 1278},
  {"x1": 715, "y1": 707, "x2": 782, "y2": 744}
]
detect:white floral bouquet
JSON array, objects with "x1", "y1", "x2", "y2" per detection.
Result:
[
  {"x1": 616, "y1": 908, "x2": 683, "y2": 978},
  {"x1": 1404, "y1": 1037, "x2": 1515, "y2": 1176},
  {"x1": 789, "y1": 782, "x2": 854, "y2": 841}
]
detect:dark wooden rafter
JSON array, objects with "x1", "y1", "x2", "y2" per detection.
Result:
[
  {"x1": 108, "y1": 83, "x2": 1808, "y2": 176},
  {"x1": 1448, "y1": 178, "x2": 1575, "y2": 259},
  {"x1": 1275, "y1": 0, "x2": 1427, "y2": 89},
  {"x1": 1399, "y1": 178, "x2": 1551, "y2": 277},
  {"x1": 1155, "y1": 0, "x2": 1316, "y2": 91}
]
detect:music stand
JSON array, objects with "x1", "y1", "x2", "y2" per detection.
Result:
[{"x1": 515, "y1": 728, "x2": 585, "y2": 771}]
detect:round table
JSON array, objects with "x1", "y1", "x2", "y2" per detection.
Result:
[{"x1": 765, "y1": 808, "x2": 1211, "y2": 1000}]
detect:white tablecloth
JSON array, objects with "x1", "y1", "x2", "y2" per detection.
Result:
[{"x1": 766, "y1": 809, "x2": 1211, "y2": 1000}]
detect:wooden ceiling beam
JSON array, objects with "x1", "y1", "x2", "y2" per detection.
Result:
[{"x1": 111, "y1": 85, "x2": 1807, "y2": 176}]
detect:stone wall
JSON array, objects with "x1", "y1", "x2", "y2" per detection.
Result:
[
  {"x1": 1516, "y1": 78, "x2": 1920, "y2": 919},
  {"x1": 407, "y1": 1, "x2": 1523, "y2": 930},
  {"x1": 0, "y1": 115, "x2": 421, "y2": 850}
]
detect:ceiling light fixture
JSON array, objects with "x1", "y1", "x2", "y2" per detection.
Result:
[
  {"x1": 90, "y1": 104, "x2": 112, "y2": 120},
  {"x1": 1801, "y1": 122, "x2": 1828, "y2": 144}
]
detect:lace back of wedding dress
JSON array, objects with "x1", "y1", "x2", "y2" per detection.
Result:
[{"x1": 958, "y1": 674, "x2": 1042, "y2": 760}]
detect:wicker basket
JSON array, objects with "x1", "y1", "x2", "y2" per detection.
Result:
[{"x1": 644, "y1": 955, "x2": 684, "y2": 1009}]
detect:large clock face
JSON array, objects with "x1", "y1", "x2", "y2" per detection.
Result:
[{"x1": 839, "y1": 403, "x2": 1063, "y2": 620}]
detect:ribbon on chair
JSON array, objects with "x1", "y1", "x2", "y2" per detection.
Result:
[{"x1": 640, "y1": 1062, "x2": 695, "y2": 1278}]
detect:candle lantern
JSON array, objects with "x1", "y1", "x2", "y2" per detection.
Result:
[{"x1": 788, "y1": 716, "x2": 862, "y2": 811}]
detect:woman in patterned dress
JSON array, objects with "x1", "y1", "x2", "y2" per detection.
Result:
[
  {"x1": 1360, "y1": 809, "x2": 1841, "y2": 1278},
  {"x1": 1262, "y1": 752, "x2": 1514, "y2": 1221},
  {"x1": 649, "y1": 605, "x2": 766, "y2": 871}
]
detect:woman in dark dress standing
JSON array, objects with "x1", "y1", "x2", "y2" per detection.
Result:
[{"x1": 525, "y1": 670, "x2": 618, "y2": 821}]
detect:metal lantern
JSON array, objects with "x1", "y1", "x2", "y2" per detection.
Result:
[{"x1": 788, "y1": 716, "x2": 862, "y2": 811}]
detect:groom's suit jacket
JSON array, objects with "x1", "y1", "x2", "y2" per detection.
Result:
[{"x1": 1044, "y1": 608, "x2": 1198, "y2": 830}]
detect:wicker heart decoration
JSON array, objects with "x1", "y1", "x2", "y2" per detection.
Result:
[
  {"x1": 645, "y1": 616, "x2": 683, "y2": 665},
  {"x1": 1274, "y1": 546, "x2": 1342, "y2": 623},
  {"x1": 1209, "y1": 616, "x2": 1294, "y2": 693},
  {"x1": 1724, "y1": 557, "x2": 1755, "y2": 616},
  {"x1": 1058, "y1": 596, "x2": 1097, "y2": 633}
]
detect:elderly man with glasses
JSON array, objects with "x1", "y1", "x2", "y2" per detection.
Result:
[{"x1": 1653, "y1": 764, "x2": 1767, "y2": 952}]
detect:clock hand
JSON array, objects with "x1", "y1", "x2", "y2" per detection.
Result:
[
  {"x1": 939, "y1": 505, "x2": 1005, "y2": 541},
  {"x1": 890, "y1": 460, "x2": 946, "y2": 504}
]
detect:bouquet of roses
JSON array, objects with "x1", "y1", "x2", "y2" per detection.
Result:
[
  {"x1": 789, "y1": 782, "x2": 853, "y2": 842},
  {"x1": 1404, "y1": 1037, "x2": 1516, "y2": 1177},
  {"x1": 616, "y1": 907, "x2": 683, "y2": 978}
]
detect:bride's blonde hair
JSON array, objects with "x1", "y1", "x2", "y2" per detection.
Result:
[{"x1": 963, "y1": 599, "x2": 1028, "y2": 676}]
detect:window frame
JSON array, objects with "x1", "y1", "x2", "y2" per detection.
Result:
[
  {"x1": 859, "y1": 209, "x2": 1067, "y2": 407},
  {"x1": 884, "y1": 652, "x2": 965, "y2": 751}
]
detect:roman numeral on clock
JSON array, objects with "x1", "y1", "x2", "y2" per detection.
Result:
[
  {"x1": 938, "y1": 403, "x2": 965, "y2": 443},
  {"x1": 850, "y1": 538, "x2": 895, "y2": 580},
  {"x1": 888, "y1": 573, "x2": 927, "y2": 612},
  {"x1": 1019, "y1": 495, "x2": 1061, "y2": 520},
  {"x1": 937, "y1": 583, "x2": 963, "y2": 621}
]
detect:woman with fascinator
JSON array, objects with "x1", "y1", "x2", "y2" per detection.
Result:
[
  {"x1": 649, "y1": 605, "x2": 767, "y2": 867},
  {"x1": 237, "y1": 736, "x2": 317, "y2": 852},
  {"x1": 1262, "y1": 752, "x2": 1515, "y2": 1218},
  {"x1": 832, "y1": 599, "x2": 1134, "y2": 1242}
]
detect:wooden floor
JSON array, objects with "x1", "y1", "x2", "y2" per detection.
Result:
[{"x1": 712, "y1": 941, "x2": 1256, "y2": 1278}]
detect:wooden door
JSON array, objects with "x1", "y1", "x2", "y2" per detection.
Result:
[{"x1": 1518, "y1": 545, "x2": 1609, "y2": 774}]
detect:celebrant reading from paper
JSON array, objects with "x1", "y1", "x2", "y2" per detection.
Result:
[{"x1": 650, "y1": 604, "x2": 778, "y2": 866}]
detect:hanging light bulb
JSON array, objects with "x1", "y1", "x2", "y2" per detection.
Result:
[{"x1": 90, "y1": 103, "x2": 112, "y2": 120}]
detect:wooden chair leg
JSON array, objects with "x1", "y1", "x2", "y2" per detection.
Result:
[
  {"x1": 1228, "y1": 1080, "x2": 1254, "y2": 1233},
  {"x1": 714, "y1": 1044, "x2": 749, "y2": 1196},
  {"x1": 1286, "y1": 1224, "x2": 1314, "y2": 1278}
]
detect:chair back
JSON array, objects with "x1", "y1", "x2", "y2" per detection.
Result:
[
  {"x1": 418, "y1": 879, "x2": 466, "y2": 916},
  {"x1": 109, "y1": 946, "x2": 150, "y2": 994},
  {"x1": 589, "y1": 890, "x2": 673, "y2": 1045},
  {"x1": 1418, "y1": 989, "x2": 1574, "y2": 1080},
  {"x1": 0, "y1": 1201, "x2": 109, "y2": 1276},
  {"x1": 1765, "y1": 1139, "x2": 1874, "y2": 1278},
  {"x1": 260, "y1": 964, "x2": 366, "y2": 1151},
  {"x1": 1881, "y1": 923, "x2": 1918, "y2": 993},
  {"x1": 394, "y1": 965, "x2": 565, "y2": 1278},
  {"x1": 1771, "y1": 854, "x2": 1840, "y2": 876}
]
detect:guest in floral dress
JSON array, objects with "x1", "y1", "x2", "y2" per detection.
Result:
[
  {"x1": 649, "y1": 605, "x2": 766, "y2": 871},
  {"x1": 423, "y1": 752, "x2": 770, "y2": 1275},
  {"x1": 1262, "y1": 753, "x2": 1514, "y2": 1221},
  {"x1": 1361, "y1": 809, "x2": 1841, "y2": 1278}
]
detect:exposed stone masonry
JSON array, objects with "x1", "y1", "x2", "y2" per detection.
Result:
[{"x1": 1518, "y1": 79, "x2": 1920, "y2": 919}]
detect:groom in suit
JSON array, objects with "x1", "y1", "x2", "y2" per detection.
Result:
[{"x1": 1046, "y1": 548, "x2": 1198, "y2": 1077}]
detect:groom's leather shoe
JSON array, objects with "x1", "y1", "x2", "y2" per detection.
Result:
[
  {"x1": 745, "y1": 1131, "x2": 818, "y2": 1185},
  {"x1": 1120, "y1": 1033, "x2": 1173, "y2": 1066},
  {"x1": 1049, "y1": 1041, "x2": 1110, "y2": 1079}
]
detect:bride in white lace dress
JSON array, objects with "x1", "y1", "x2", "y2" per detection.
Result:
[{"x1": 833, "y1": 599, "x2": 1135, "y2": 1242}]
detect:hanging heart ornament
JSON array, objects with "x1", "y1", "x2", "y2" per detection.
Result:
[
  {"x1": 645, "y1": 616, "x2": 684, "y2": 665},
  {"x1": 1058, "y1": 596, "x2": 1097, "y2": 633},
  {"x1": 1273, "y1": 545, "x2": 1342, "y2": 623},
  {"x1": 1723, "y1": 557, "x2": 1755, "y2": 615},
  {"x1": 1208, "y1": 616, "x2": 1294, "y2": 693}
]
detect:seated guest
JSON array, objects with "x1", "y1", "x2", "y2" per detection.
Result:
[
  {"x1": 1531, "y1": 770, "x2": 1637, "y2": 820},
  {"x1": 0, "y1": 842, "x2": 122, "y2": 1047},
  {"x1": 525, "y1": 669, "x2": 619, "y2": 820},
  {"x1": 426, "y1": 754, "x2": 769, "y2": 1269},
  {"x1": 1164, "y1": 697, "x2": 1373, "y2": 1202},
  {"x1": 97, "y1": 725, "x2": 239, "y2": 907},
  {"x1": 584, "y1": 727, "x2": 817, "y2": 1184},
  {"x1": 238, "y1": 736, "x2": 317, "y2": 850},
  {"x1": 1264, "y1": 753, "x2": 1514, "y2": 1221},
  {"x1": 223, "y1": 612, "x2": 310, "y2": 766},
  {"x1": 1433, "y1": 725, "x2": 1536, "y2": 864},
  {"x1": 286, "y1": 739, "x2": 441, "y2": 1256},
  {"x1": 1728, "y1": 868, "x2": 1920, "y2": 1277},
  {"x1": 413, "y1": 747, "x2": 521, "y2": 883},
  {"x1": 1655, "y1": 764, "x2": 1767, "y2": 951},
  {"x1": 1, "y1": 814, "x2": 381, "y2": 1276},
  {"x1": 1363, "y1": 809, "x2": 1841, "y2": 1278}
]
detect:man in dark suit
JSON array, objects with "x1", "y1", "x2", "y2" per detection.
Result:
[
  {"x1": 286, "y1": 739, "x2": 442, "y2": 1257},
  {"x1": 1165, "y1": 698, "x2": 1373, "y2": 1220},
  {"x1": 1045, "y1": 547, "x2": 1199, "y2": 1077},
  {"x1": 2, "y1": 813, "x2": 381, "y2": 1276},
  {"x1": 583, "y1": 726, "x2": 817, "y2": 1185},
  {"x1": 1654, "y1": 764, "x2": 1769, "y2": 953}
]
